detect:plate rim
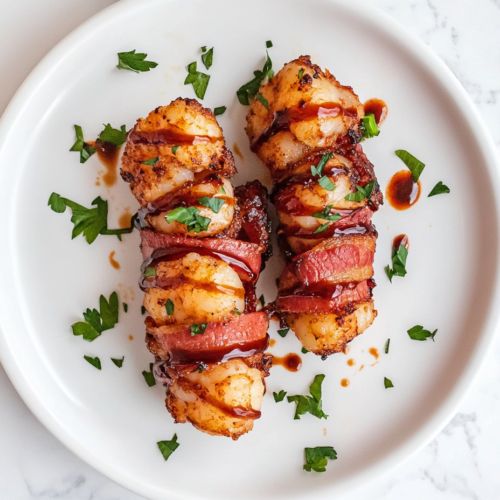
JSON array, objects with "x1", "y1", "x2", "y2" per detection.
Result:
[{"x1": 0, "y1": 0, "x2": 499, "y2": 498}]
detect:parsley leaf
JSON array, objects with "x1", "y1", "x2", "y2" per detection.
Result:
[
  {"x1": 233, "y1": 309, "x2": 242, "y2": 315},
  {"x1": 407, "y1": 325, "x2": 438, "y2": 342},
  {"x1": 144, "y1": 267, "x2": 156, "y2": 277},
  {"x1": 111, "y1": 357, "x2": 124, "y2": 368},
  {"x1": 384, "y1": 377, "x2": 394, "y2": 389},
  {"x1": 429, "y1": 181, "x2": 450, "y2": 197},
  {"x1": 287, "y1": 374, "x2": 328, "y2": 420},
  {"x1": 143, "y1": 157, "x2": 160, "y2": 166},
  {"x1": 298, "y1": 68, "x2": 304, "y2": 80},
  {"x1": 70, "y1": 125, "x2": 96, "y2": 164},
  {"x1": 311, "y1": 153, "x2": 333, "y2": 177},
  {"x1": 98, "y1": 124, "x2": 127, "y2": 146},
  {"x1": 157, "y1": 434, "x2": 180, "y2": 461},
  {"x1": 273, "y1": 390, "x2": 287, "y2": 402},
  {"x1": 361, "y1": 114, "x2": 380, "y2": 139},
  {"x1": 304, "y1": 446, "x2": 337, "y2": 472},
  {"x1": 201, "y1": 47, "x2": 213, "y2": 70},
  {"x1": 123, "y1": 303, "x2": 128, "y2": 313},
  {"x1": 266, "y1": 40, "x2": 273, "y2": 48},
  {"x1": 385, "y1": 338, "x2": 390, "y2": 354},
  {"x1": 166, "y1": 206, "x2": 211, "y2": 233},
  {"x1": 312, "y1": 206, "x2": 341, "y2": 222},
  {"x1": 172, "y1": 146, "x2": 180, "y2": 154},
  {"x1": 301, "y1": 347, "x2": 309, "y2": 354},
  {"x1": 84, "y1": 355, "x2": 101, "y2": 370},
  {"x1": 184, "y1": 61, "x2": 210, "y2": 99},
  {"x1": 48, "y1": 193, "x2": 135, "y2": 243},
  {"x1": 166, "y1": 299, "x2": 174, "y2": 316},
  {"x1": 259, "y1": 294, "x2": 265, "y2": 307},
  {"x1": 141, "y1": 306, "x2": 147, "y2": 315},
  {"x1": 72, "y1": 292, "x2": 119, "y2": 342},
  {"x1": 256, "y1": 92, "x2": 269, "y2": 110},
  {"x1": 318, "y1": 176, "x2": 336, "y2": 191},
  {"x1": 191, "y1": 323, "x2": 209, "y2": 336},
  {"x1": 385, "y1": 243, "x2": 408, "y2": 282},
  {"x1": 214, "y1": 106, "x2": 226, "y2": 116},
  {"x1": 344, "y1": 180, "x2": 376, "y2": 202},
  {"x1": 277, "y1": 328, "x2": 289, "y2": 337},
  {"x1": 197, "y1": 196, "x2": 225, "y2": 214},
  {"x1": 236, "y1": 51, "x2": 274, "y2": 105},
  {"x1": 395, "y1": 150, "x2": 425, "y2": 182},
  {"x1": 314, "y1": 223, "x2": 330, "y2": 234},
  {"x1": 142, "y1": 363, "x2": 156, "y2": 387},
  {"x1": 117, "y1": 50, "x2": 158, "y2": 73}
]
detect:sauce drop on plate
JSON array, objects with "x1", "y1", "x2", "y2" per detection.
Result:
[
  {"x1": 128, "y1": 335, "x2": 134, "y2": 341},
  {"x1": 118, "y1": 209, "x2": 132, "y2": 229},
  {"x1": 95, "y1": 140, "x2": 121, "y2": 187},
  {"x1": 347, "y1": 358, "x2": 355, "y2": 366},
  {"x1": 341, "y1": 378, "x2": 350, "y2": 387},
  {"x1": 363, "y1": 98, "x2": 388, "y2": 125},
  {"x1": 269, "y1": 339, "x2": 276, "y2": 347},
  {"x1": 393, "y1": 234, "x2": 410, "y2": 251},
  {"x1": 369, "y1": 347, "x2": 379, "y2": 360},
  {"x1": 386, "y1": 170, "x2": 421, "y2": 210},
  {"x1": 109, "y1": 251, "x2": 120, "y2": 270},
  {"x1": 271, "y1": 353, "x2": 302, "y2": 372}
]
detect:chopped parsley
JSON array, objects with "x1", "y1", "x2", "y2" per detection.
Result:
[
  {"x1": 111, "y1": 357, "x2": 124, "y2": 368},
  {"x1": 256, "y1": 92, "x2": 269, "y2": 110},
  {"x1": 143, "y1": 267, "x2": 156, "y2": 277},
  {"x1": 395, "y1": 150, "x2": 425, "y2": 182},
  {"x1": 311, "y1": 206, "x2": 341, "y2": 222},
  {"x1": 344, "y1": 179, "x2": 376, "y2": 202},
  {"x1": 236, "y1": 49, "x2": 274, "y2": 105},
  {"x1": 197, "y1": 196, "x2": 225, "y2": 214},
  {"x1": 172, "y1": 145, "x2": 180, "y2": 154},
  {"x1": 157, "y1": 434, "x2": 180, "y2": 461},
  {"x1": 117, "y1": 50, "x2": 158, "y2": 73},
  {"x1": 266, "y1": 40, "x2": 273, "y2": 48},
  {"x1": 407, "y1": 325, "x2": 437, "y2": 341},
  {"x1": 287, "y1": 374, "x2": 328, "y2": 420},
  {"x1": 259, "y1": 294, "x2": 265, "y2": 307},
  {"x1": 142, "y1": 363, "x2": 156, "y2": 387},
  {"x1": 385, "y1": 338, "x2": 390, "y2": 354},
  {"x1": 318, "y1": 176, "x2": 336, "y2": 191},
  {"x1": 273, "y1": 390, "x2": 287, "y2": 402},
  {"x1": 191, "y1": 323, "x2": 208, "y2": 336},
  {"x1": 84, "y1": 355, "x2": 101, "y2": 370},
  {"x1": 429, "y1": 181, "x2": 450, "y2": 197},
  {"x1": 72, "y1": 291, "x2": 119, "y2": 342},
  {"x1": 70, "y1": 125, "x2": 96, "y2": 164},
  {"x1": 303, "y1": 446, "x2": 337, "y2": 472},
  {"x1": 311, "y1": 153, "x2": 333, "y2": 177},
  {"x1": 298, "y1": 68, "x2": 304, "y2": 80},
  {"x1": 314, "y1": 223, "x2": 330, "y2": 234},
  {"x1": 166, "y1": 206, "x2": 211, "y2": 233},
  {"x1": 214, "y1": 106, "x2": 226, "y2": 116},
  {"x1": 184, "y1": 61, "x2": 210, "y2": 99},
  {"x1": 98, "y1": 124, "x2": 127, "y2": 145},
  {"x1": 201, "y1": 47, "x2": 213, "y2": 70},
  {"x1": 48, "y1": 193, "x2": 135, "y2": 244},
  {"x1": 123, "y1": 303, "x2": 128, "y2": 313},
  {"x1": 277, "y1": 328, "x2": 289, "y2": 338},
  {"x1": 361, "y1": 114, "x2": 380, "y2": 139},
  {"x1": 301, "y1": 347, "x2": 309, "y2": 354},
  {"x1": 219, "y1": 186, "x2": 226, "y2": 194},
  {"x1": 233, "y1": 309, "x2": 242, "y2": 315},
  {"x1": 384, "y1": 377, "x2": 394, "y2": 389},
  {"x1": 165, "y1": 299, "x2": 174, "y2": 316},
  {"x1": 142, "y1": 157, "x2": 160, "y2": 166},
  {"x1": 385, "y1": 243, "x2": 408, "y2": 282}
]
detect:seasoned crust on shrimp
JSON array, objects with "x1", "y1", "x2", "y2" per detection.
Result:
[{"x1": 285, "y1": 301, "x2": 377, "y2": 358}]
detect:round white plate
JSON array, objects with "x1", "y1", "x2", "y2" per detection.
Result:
[{"x1": 0, "y1": 0, "x2": 499, "y2": 498}]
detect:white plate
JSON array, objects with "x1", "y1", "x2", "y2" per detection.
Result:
[{"x1": 0, "y1": 0, "x2": 499, "y2": 498}]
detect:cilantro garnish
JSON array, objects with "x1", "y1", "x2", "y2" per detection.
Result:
[
  {"x1": 84, "y1": 355, "x2": 101, "y2": 370},
  {"x1": 361, "y1": 114, "x2": 380, "y2": 139},
  {"x1": 214, "y1": 106, "x2": 226, "y2": 116},
  {"x1": 344, "y1": 179, "x2": 376, "y2": 202},
  {"x1": 287, "y1": 374, "x2": 328, "y2": 420},
  {"x1": 71, "y1": 291, "x2": 119, "y2": 342},
  {"x1": 428, "y1": 181, "x2": 450, "y2": 197},
  {"x1": 117, "y1": 50, "x2": 158, "y2": 73},
  {"x1": 70, "y1": 125, "x2": 96, "y2": 163},
  {"x1": 184, "y1": 61, "x2": 210, "y2": 99},
  {"x1": 201, "y1": 47, "x2": 213, "y2": 70},
  {"x1": 395, "y1": 150, "x2": 425, "y2": 182},
  {"x1": 166, "y1": 206, "x2": 211, "y2": 233},
  {"x1": 98, "y1": 124, "x2": 127, "y2": 146},
  {"x1": 236, "y1": 50, "x2": 274, "y2": 105},
  {"x1": 385, "y1": 243, "x2": 408, "y2": 282},
  {"x1": 303, "y1": 446, "x2": 337, "y2": 472},
  {"x1": 48, "y1": 193, "x2": 135, "y2": 244},
  {"x1": 197, "y1": 196, "x2": 225, "y2": 214},
  {"x1": 407, "y1": 325, "x2": 437, "y2": 341},
  {"x1": 277, "y1": 328, "x2": 289, "y2": 338},
  {"x1": 157, "y1": 434, "x2": 180, "y2": 461},
  {"x1": 142, "y1": 363, "x2": 156, "y2": 387},
  {"x1": 191, "y1": 323, "x2": 209, "y2": 336},
  {"x1": 311, "y1": 152, "x2": 333, "y2": 177},
  {"x1": 273, "y1": 390, "x2": 287, "y2": 402},
  {"x1": 111, "y1": 357, "x2": 124, "y2": 368},
  {"x1": 166, "y1": 299, "x2": 174, "y2": 316},
  {"x1": 384, "y1": 377, "x2": 394, "y2": 389},
  {"x1": 256, "y1": 92, "x2": 269, "y2": 110},
  {"x1": 142, "y1": 157, "x2": 160, "y2": 166}
]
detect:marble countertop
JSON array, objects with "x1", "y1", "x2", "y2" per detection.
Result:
[{"x1": 1, "y1": 0, "x2": 500, "y2": 498}]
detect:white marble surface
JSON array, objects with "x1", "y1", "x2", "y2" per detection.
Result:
[{"x1": 1, "y1": 0, "x2": 500, "y2": 498}]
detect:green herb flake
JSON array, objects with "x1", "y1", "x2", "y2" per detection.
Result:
[
  {"x1": 385, "y1": 338, "x2": 390, "y2": 354},
  {"x1": 111, "y1": 357, "x2": 124, "y2": 368},
  {"x1": 259, "y1": 294, "x2": 265, "y2": 307},
  {"x1": 303, "y1": 446, "x2": 337, "y2": 473},
  {"x1": 157, "y1": 434, "x2": 180, "y2": 461},
  {"x1": 197, "y1": 196, "x2": 225, "y2": 214},
  {"x1": 84, "y1": 355, "x2": 101, "y2": 370},
  {"x1": 166, "y1": 206, "x2": 211, "y2": 233},
  {"x1": 311, "y1": 152, "x2": 333, "y2": 177},
  {"x1": 142, "y1": 363, "x2": 156, "y2": 387},
  {"x1": 144, "y1": 267, "x2": 156, "y2": 277},
  {"x1": 318, "y1": 176, "x2": 336, "y2": 191},
  {"x1": 184, "y1": 61, "x2": 210, "y2": 99},
  {"x1": 201, "y1": 46, "x2": 207, "y2": 53},
  {"x1": 277, "y1": 328, "x2": 289, "y2": 338},
  {"x1": 273, "y1": 390, "x2": 287, "y2": 402},
  {"x1": 344, "y1": 179, "x2": 376, "y2": 202},
  {"x1": 287, "y1": 374, "x2": 328, "y2": 420},
  {"x1": 384, "y1": 377, "x2": 394, "y2": 389},
  {"x1": 311, "y1": 206, "x2": 341, "y2": 222},
  {"x1": 166, "y1": 299, "x2": 174, "y2": 316},
  {"x1": 314, "y1": 223, "x2": 330, "y2": 234},
  {"x1": 395, "y1": 150, "x2": 425, "y2": 182},
  {"x1": 256, "y1": 92, "x2": 269, "y2": 110},
  {"x1": 191, "y1": 323, "x2": 209, "y2": 336},
  {"x1": 407, "y1": 325, "x2": 438, "y2": 342},
  {"x1": 98, "y1": 124, "x2": 127, "y2": 146},
  {"x1": 266, "y1": 40, "x2": 273, "y2": 48},
  {"x1": 117, "y1": 50, "x2": 158, "y2": 73},
  {"x1": 219, "y1": 186, "x2": 226, "y2": 194},
  {"x1": 123, "y1": 303, "x2": 128, "y2": 313},
  {"x1": 236, "y1": 51, "x2": 274, "y2": 105},
  {"x1": 298, "y1": 68, "x2": 304, "y2": 80},
  {"x1": 201, "y1": 47, "x2": 213, "y2": 70},
  {"x1": 233, "y1": 309, "x2": 242, "y2": 315},
  {"x1": 214, "y1": 106, "x2": 227, "y2": 116},
  {"x1": 142, "y1": 156, "x2": 160, "y2": 166},
  {"x1": 385, "y1": 242, "x2": 409, "y2": 283},
  {"x1": 72, "y1": 291, "x2": 119, "y2": 342},
  {"x1": 429, "y1": 181, "x2": 450, "y2": 197},
  {"x1": 172, "y1": 145, "x2": 180, "y2": 155},
  {"x1": 361, "y1": 113, "x2": 380, "y2": 139},
  {"x1": 69, "y1": 125, "x2": 96, "y2": 164},
  {"x1": 301, "y1": 347, "x2": 309, "y2": 354},
  {"x1": 141, "y1": 305, "x2": 147, "y2": 315}
]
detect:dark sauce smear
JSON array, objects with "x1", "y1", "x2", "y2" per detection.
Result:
[
  {"x1": 363, "y1": 99, "x2": 388, "y2": 125},
  {"x1": 386, "y1": 170, "x2": 421, "y2": 210},
  {"x1": 393, "y1": 234, "x2": 410, "y2": 251},
  {"x1": 271, "y1": 353, "x2": 302, "y2": 372},
  {"x1": 93, "y1": 140, "x2": 121, "y2": 187},
  {"x1": 251, "y1": 102, "x2": 358, "y2": 151}
]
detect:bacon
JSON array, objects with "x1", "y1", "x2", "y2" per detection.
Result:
[{"x1": 145, "y1": 312, "x2": 269, "y2": 365}]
